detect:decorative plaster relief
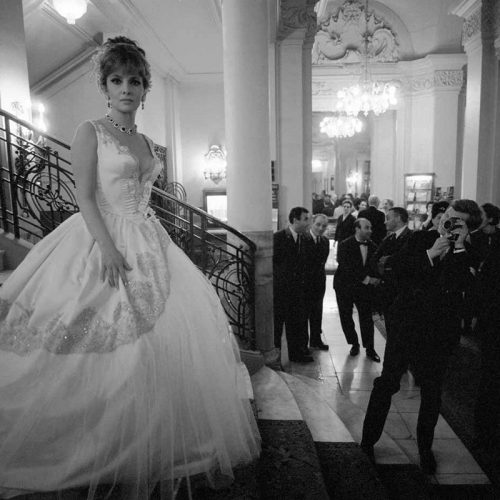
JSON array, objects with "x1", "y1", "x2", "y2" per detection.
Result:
[
  {"x1": 405, "y1": 70, "x2": 464, "y2": 93},
  {"x1": 462, "y1": 7, "x2": 481, "y2": 44},
  {"x1": 278, "y1": 0, "x2": 319, "y2": 42},
  {"x1": 313, "y1": 0, "x2": 399, "y2": 65}
]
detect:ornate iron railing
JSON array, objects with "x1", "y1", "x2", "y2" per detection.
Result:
[{"x1": 0, "y1": 109, "x2": 256, "y2": 348}]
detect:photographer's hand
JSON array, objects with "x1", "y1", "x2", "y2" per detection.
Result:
[{"x1": 428, "y1": 236, "x2": 451, "y2": 260}]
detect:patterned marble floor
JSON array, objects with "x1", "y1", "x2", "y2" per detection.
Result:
[{"x1": 282, "y1": 274, "x2": 490, "y2": 487}]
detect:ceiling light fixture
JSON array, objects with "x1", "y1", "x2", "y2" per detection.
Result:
[
  {"x1": 335, "y1": 0, "x2": 397, "y2": 116},
  {"x1": 320, "y1": 114, "x2": 363, "y2": 139},
  {"x1": 52, "y1": 0, "x2": 88, "y2": 25}
]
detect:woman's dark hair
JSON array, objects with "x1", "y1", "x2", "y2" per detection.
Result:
[
  {"x1": 431, "y1": 201, "x2": 449, "y2": 219},
  {"x1": 452, "y1": 199, "x2": 482, "y2": 231},
  {"x1": 93, "y1": 36, "x2": 152, "y2": 92}
]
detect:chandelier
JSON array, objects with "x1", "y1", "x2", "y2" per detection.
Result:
[
  {"x1": 320, "y1": 114, "x2": 363, "y2": 139},
  {"x1": 52, "y1": 0, "x2": 88, "y2": 24},
  {"x1": 335, "y1": 0, "x2": 397, "y2": 116},
  {"x1": 203, "y1": 145, "x2": 227, "y2": 184}
]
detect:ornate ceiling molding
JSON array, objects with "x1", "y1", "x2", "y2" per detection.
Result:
[{"x1": 313, "y1": 0, "x2": 399, "y2": 65}]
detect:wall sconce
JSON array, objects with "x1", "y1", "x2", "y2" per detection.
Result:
[
  {"x1": 203, "y1": 145, "x2": 227, "y2": 184},
  {"x1": 52, "y1": 0, "x2": 87, "y2": 24},
  {"x1": 33, "y1": 102, "x2": 48, "y2": 133}
]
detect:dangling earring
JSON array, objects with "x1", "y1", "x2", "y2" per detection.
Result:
[
  {"x1": 107, "y1": 98, "x2": 111, "y2": 110},
  {"x1": 141, "y1": 100, "x2": 145, "y2": 110}
]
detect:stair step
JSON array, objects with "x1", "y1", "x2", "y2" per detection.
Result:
[
  {"x1": 277, "y1": 371, "x2": 354, "y2": 443},
  {"x1": 251, "y1": 366, "x2": 302, "y2": 420},
  {"x1": 251, "y1": 367, "x2": 329, "y2": 498},
  {"x1": 294, "y1": 373, "x2": 410, "y2": 465}
]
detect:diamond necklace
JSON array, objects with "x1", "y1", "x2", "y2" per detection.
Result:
[{"x1": 105, "y1": 114, "x2": 137, "y2": 135}]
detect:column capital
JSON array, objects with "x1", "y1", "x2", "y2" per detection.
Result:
[
  {"x1": 451, "y1": 0, "x2": 497, "y2": 47},
  {"x1": 278, "y1": 0, "x2": 319, "y2": 43}
]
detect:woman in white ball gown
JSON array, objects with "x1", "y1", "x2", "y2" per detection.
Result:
[{"x1": 0, "y1": 37, "x2": 260, "y2": 499}]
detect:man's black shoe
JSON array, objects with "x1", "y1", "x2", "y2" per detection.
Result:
[
  {"x1": 366, "y1": 348, "x2": 381, "y2": 363},
  {"x1": 289, "y1": 354, "x2": 314, "y2": 363},
  {"x1": 350, "y1": 344, "x2": 360, "y2": 356},
  {"x1": 310, "y1": 340, "x2": 329, "y2": 351},
  {"x1": 420, "y1": 450, "x2": 437, "y2": 474},
  {"x1": 360, "y1": 444, "x2": 375, "y2": 464}
]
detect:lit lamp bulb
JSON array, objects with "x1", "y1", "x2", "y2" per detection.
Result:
[
  {"x1": 52, "y1": 0, "x2": 87, "y2": 24},
  {"x1": 34, "y1": 102, "x2": 48, "y2": 133}
]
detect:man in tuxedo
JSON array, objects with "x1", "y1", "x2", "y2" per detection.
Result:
[
  {"x1": 334, "y1": 198, "x2": 356, "y2": 245},
  {"x1": 304, "y1": 213, "x2": 330, "y2": 351},
  {"x1": 372, "y1": 207, "x2": 412, "y2": 315},
  {"x1": 334, "y1": 218, "x2": 381, "y2": 362},
  {"x1": 361, "y1": 199, "x2": 482, "y2": 474},
  {"x1": 273, "y1": 206, "x2": 312, "y2": 363},
  {"x1": 358, "y1": 195, "x2": 387, "y2": 245}
]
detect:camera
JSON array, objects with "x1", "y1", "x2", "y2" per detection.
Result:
[{"x1": 442, "y1": 216, "x2": 463, "y2": 240}]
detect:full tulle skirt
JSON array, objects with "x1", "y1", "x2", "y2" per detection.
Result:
[{"x1": 0, "y1": 212, "x2": 260, "y2": 498}]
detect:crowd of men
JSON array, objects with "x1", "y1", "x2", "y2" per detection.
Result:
[{"x1": 273, "y1": 194, "x2": 500, "y2": 475}]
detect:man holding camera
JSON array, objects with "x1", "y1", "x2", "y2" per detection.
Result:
[{"x1": 361, "y1": 200, "x2": 482, "y2": 474}]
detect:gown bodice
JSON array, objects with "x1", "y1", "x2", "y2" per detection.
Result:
[{"x1": 92, "y1": 121, "x2": 162, "y2": 220}]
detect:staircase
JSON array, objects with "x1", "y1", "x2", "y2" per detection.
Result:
[{"x1": 177, "y1": 362, "x2": 494, "y2": 500}]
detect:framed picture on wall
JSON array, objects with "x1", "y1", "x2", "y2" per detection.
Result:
[{"x1": 203, "y1": 189, "x2": 227, "y2": 226}]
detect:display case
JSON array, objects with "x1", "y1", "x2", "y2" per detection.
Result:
[{"x1": 404, "y1": 173, "x2": 435, "y2": 216}]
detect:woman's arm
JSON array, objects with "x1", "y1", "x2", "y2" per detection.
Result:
[{"x1": 71, "y1": 121, "x2": 131, "y2": 288}]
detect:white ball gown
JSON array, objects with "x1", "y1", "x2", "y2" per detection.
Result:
[{"x1": 0, "y1": 121, "x2": 260, "y2": 498}]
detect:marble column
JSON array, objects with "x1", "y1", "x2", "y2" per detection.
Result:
[
  {"x1": 276, "y1": 1, "x2": 318, "y2": 227},
  {"x1": 370, "y1": 111, "x2": 396, "y2": 202},
  {"x1": 222, "y1": 0, "x2": 274, "y2": 358},
  {"x1": 0, "y1": 0, "x2": 31, "y2": 115},
  {"x1": 452, "y1": 0, "x2": 500, "y2": 204}
]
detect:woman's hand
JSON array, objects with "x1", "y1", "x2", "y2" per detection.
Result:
[{"x1": 100, "y1": 247, "x2": 132, "y2": 288}]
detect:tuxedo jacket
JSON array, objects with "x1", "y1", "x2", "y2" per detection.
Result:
[
  {"x1": 372, "y1": 227, "x2": 413, "y2": 279},
  {"x1": 334, "y1": 214, "x2": 356, "y2": 243},
  {"x1": 370, "y1": 226, "x2": 412, "y2": 310},
  {"x1": 334, "y1": 236, "x2": 377, "y2": 293},
  {"x1": 273, "y1": 227, "x2": 306, "y2": 294},
  {"x1": 303, "y1": 233, "x2": 330, "y2": 298},
  {"x1": 358, "y1": 206, "x2": 387, "y2": 244},
  {"x1": 389, "y1": 230, "x2": 477, "y2": 350}
]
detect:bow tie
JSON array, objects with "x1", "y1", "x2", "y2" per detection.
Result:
[{"x1": 357, "y1": 241, "x2": 368, "y2": 246}]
